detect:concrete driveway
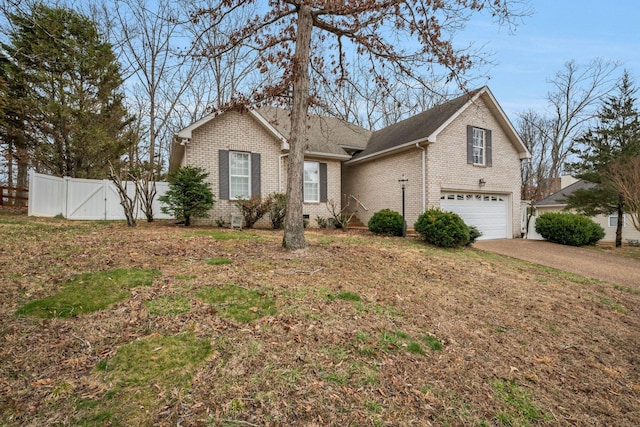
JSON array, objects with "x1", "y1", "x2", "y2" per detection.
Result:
[{"x1": 474, "y1": 239, "x2": 640, "y2": 288}]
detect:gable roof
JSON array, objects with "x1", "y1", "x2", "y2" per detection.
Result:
[
  {"x1": 347, "y1": 86, "x2": 530, "y2": 164},
  {"x1": 353, "y1": 89, "x2": 481, "y2": 160},
  {"x1": 171, "y1": 85, "x2": 529, "y2": 171},
  {"x1": 535, "y1": 179, "x2": 598, "y2": 207},
  {"x1": 173, "y1": 106, "x2": 371, "y2": 161},
  {"x1": 254, "y1": 106, "x2": 371, "y2": 158}
]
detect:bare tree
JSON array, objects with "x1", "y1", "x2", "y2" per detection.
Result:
[
  {"x1": 544, "y1": 59, "x2": 619, "y2": 180},
  {"x1": 608, "y1": 157, "x2": 640, "y2": 233},
  {"x1": 108, "y1": 163, "x2": 139, "y2": 227},
  {"x1": 109, "y1": 0, "x2": 204, "y2": 174},
  {"x1": 194, "y1": 0, "x2": 531, "y2": 250}
]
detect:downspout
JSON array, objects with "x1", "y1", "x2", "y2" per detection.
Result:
[
  {"x1": 416, "y1": 143, "x2": 426, "y2": 212},
  {"x1": 278, "y1": 153, "x2": 288, "y2": 193}
]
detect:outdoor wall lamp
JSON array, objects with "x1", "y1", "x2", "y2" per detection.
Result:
[{"x1": 479, "y1": 178, "x2": 486, "y2": 186}]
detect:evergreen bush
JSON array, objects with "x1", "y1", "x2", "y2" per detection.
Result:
[
  {"x1": 414, "y1": 208, "x2": 470, "y2": 248},
  {"x1": 467, "y1": 226, "x2": 483, "y2": 245},
  {"x1": 159, "y1": 166, "x2": 215, "y2": 226},
  {"x1": 535, "y1": 212, "x2": 604, "y2": 246},
  {"x1": 368, "y1": 209, "x2": 404, "y2": 236}
]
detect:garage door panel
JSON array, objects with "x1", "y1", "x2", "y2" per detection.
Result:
[{"x1": 440, "y1": 192, "x2": 507, "y2": 240}]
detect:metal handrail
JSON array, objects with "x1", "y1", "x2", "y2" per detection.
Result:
[{"x1": 350, "y1": 194, "x2": 368, "y2": 211}]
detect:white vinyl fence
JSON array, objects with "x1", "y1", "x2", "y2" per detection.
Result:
[{"x1": 28, "y1": 172, "x2": 172, "y2": 220}]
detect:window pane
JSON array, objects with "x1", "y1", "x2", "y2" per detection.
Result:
[
  {"x1": 472, "y1": 128, "x2": 484, "y2": 164},
  {"x1": 304, "y1": 161, "x2": 319, "y2": 202},
  {"x1": 229, "y1": 152, "x2": 250, "y2": 199}
]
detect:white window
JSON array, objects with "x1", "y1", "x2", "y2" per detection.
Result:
[
  {"x1": 304, "y1": 161, "x2": 319, "y2": 202},
  {"x1": 229, "y1": 152, "x2": 250, "y2": 199},
  {"x1": 609, "y1": 214, "x2": 626, "y2": 227},
  {"x1": 472, "y1": 127, "x2": 485, "y2": 165}
]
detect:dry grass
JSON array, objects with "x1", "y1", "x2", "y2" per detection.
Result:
[{"x1": 1, "y1": 208, "x2": 639, "y2": 426}]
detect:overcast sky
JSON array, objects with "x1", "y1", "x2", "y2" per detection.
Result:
[{"x1": 460, "y1": 0, "x2": 640, "y2": 120}]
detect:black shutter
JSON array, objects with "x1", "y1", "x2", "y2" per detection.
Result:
[
  {"x1": 251, "y1": 152, "x2": 261, "y2": 196},
  {"x1": 466, "y1": 125, "x2": 474, "y2": 164},
  {"x1": 319, "y1": 162, "x2": 327, "y2": 202},
  {"x1": 219, "y1": 150, "x2": 229, "y2": 200},
  {"x1": 485, "y1": 129, "x2": 492, "y2": 167}
]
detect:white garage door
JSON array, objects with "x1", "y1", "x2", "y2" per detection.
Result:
[{"x1": 440, "y1": 193, "x2": 508, "y2": 240}]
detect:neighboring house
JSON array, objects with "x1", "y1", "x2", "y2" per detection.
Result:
[
  {"x1": 170, "y1": 86, "x2": 531, "y2": 239},
  {"x1": 528, "y1": 176, "x2": 640, "y2": 244}
]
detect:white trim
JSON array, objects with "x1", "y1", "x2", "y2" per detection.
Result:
[
  {"x1": 249, "y1": 109, "x2": 289, "y2": 148},
  {"x1": 609, "y1": 214, "x2": 626, "y2": 227},
  {"x1": 429, "y1": 86, "x2": 530, "y2": 160},
  {"x1": 345, "y1": 139, "x2": 431, "y2": 164},
  {"x1": 304, "y1": 151, "x2": 351, "y2": 160},
  {"x1": 416, "y1": 143, "x2": 426, "y2": 212},
  {"x1": 229, "y1": 151, "x2": 251, "y2": 200},
  {"x1": 303, "y1": 161, "x2": 320, "y2": 203},
  {"x1": 472, "y1": 127, "x2": 485, "y2": 165}
]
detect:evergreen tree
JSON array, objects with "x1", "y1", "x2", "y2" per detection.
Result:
[
  {"x1": 1, "y1": 5, "x2": 134, "y2": 179},
  {"x1": 566, "y1": 71, "x2": 640, "y2": 247},
  {"x1": 159, "y1": 166, "x2": 215, "y2": 226}
]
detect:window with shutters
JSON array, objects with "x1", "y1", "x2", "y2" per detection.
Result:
[
  {"x1": 472, "y1": 127, "x2": 485, "y2": 165},
  {"x1": 467, "y1": 125, "x2": 492, "y2": 167},
  {"x1": 229, "y1": 151, "x2": 250, "y2": 199},
  {"x1": 304, "y1": 161, "x2": 320, "y2": 202}
]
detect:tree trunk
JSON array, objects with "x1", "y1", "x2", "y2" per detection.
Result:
[
  {"x1": 615, "y1": 201, "x2": 624, "y2": 248},
  {"x1": 282, "y1": 4, "x2": 313, "y2": 250},
  {"x1": 16, "y1": 145, "x2": 29, "y2": 206}
]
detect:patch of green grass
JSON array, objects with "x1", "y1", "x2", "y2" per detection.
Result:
[
  {"x1": 423, "y1": 334, "x2": 444, "y2": 351},
  {"x1": 16, "y1": 268, "x2": 160, "y2": 318},
  {"x1": 321, "y1": 371, "x2": 348, "y2": 385},
  {"x1": 491, "y1": 379, "x2": 549, "y2": 426},
  {"x1": 406, "y1": 341, "x2": 425, "y2": 355},
  {"x1": 328, "y1": 291, "x2": 361, "y2": 302},
  {"x1": 205, "y1": 257, "x2": 232, "y2": 265},
  {"x1": 145, "y1": 296, "x2": 191, "y2": 316},
  {"x1": 77, "y1": 332, "x2": 211, "y2": 426},
  {"x1": 197, "y1": 283, "x2": 276, "y2": 323},
  {"x1": 613, "y1": 284, "x2": 640, "y2": 295},
  {"x1": 597, "y1": 296, "x2": 628, "y2": 313},
  {"x1": 364, "y1": 400, "x2": 383, "y2": 414},
  {"x1": 185, "y1": 230, "x2": 259, "y2": 241},
  {"x1": 355, "y1": 330, "x2": 442, "y2": 358}
]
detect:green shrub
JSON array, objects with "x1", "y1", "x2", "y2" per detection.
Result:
[
  {"x1": 414, "y1": 208, "x2": 470, "y2": 248},
  {"x1": 535, "y1": 212, "x2": 604, "y2": 246},
  {"x1": 235, "y1": 195, "x2": 271, "y2": 228},
  {"x1": 368, "y1": 209, "x2": 404, "y2": 236},
  {"x1": 467, "y1": 226, "x2": 482, "y2": 245},
  {"x1": 267, "y1": 193, "x2": 287, "y2": 229}
]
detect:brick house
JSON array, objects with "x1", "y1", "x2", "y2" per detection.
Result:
[{"x1": 170, "y1": 86, "x2": 531, "y2": 239}]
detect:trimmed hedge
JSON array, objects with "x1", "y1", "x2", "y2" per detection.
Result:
[
  {"x1": 368, "y1": 209, "x2": 404, "y2": 236},
  {"x1": 535, "y1": 212, "x2": 604, "y2": 246},
  {"x1": 414, "y1": 208, "x2": 471, "y2": 248}
]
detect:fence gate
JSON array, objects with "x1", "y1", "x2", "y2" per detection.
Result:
[{"x1": 28, "y1": 172, "x2": 171, "y2": 220}]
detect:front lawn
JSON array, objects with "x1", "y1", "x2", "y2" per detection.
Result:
[{"x1": 1, "y1": 210, "x2": 638, "y2": 426}]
